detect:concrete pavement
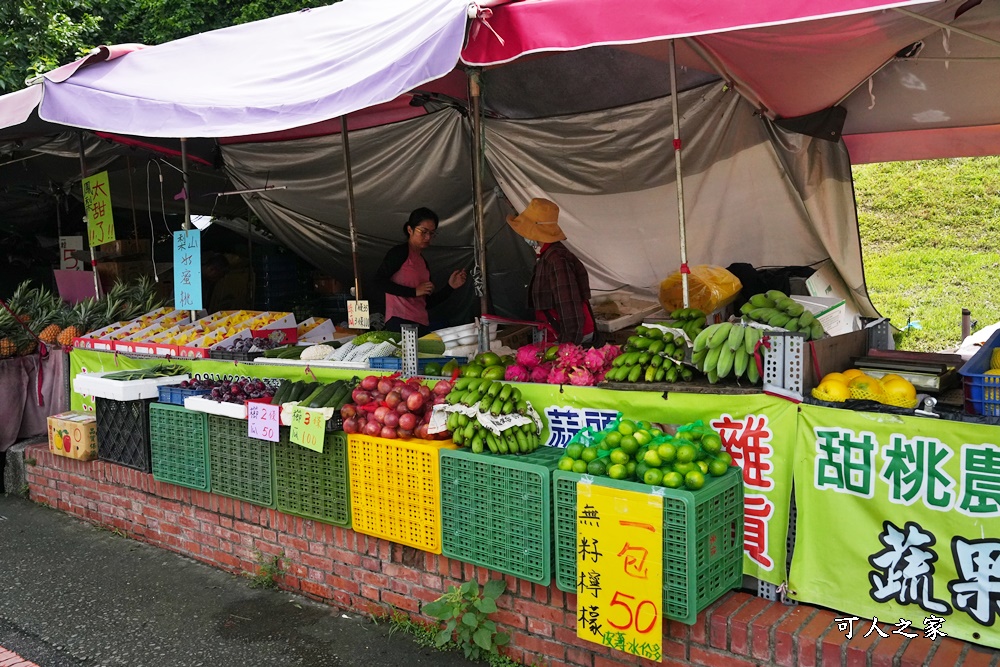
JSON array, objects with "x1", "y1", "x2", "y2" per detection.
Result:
[{"x1": 0, "y1": 494, "x2": 485, "y2": 667}]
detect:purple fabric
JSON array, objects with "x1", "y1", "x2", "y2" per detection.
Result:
[
  {"x1": 0, "y1": 352, "x2": 70, "y2": 452},
  {"x1": 37, "y1": 0, "x2": 470, "y2": 138}
]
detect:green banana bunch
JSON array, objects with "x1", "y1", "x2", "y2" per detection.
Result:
[
  {"x1": 692, "y1": 321, "x2": 763, "y2": 385},
  {"x1": 739, "y1": 290, "x2": 826, "y2": 340},
  {"x1": 661, "y1": 307, "x2": 708, "y2": 342},
  {"x1": 607, "y1": 325, "x2": 694, "y2": 384}
]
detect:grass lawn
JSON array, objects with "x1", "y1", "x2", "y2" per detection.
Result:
[{"x1": 852, "y1": 156, "x2": 1000, "y2": 352}]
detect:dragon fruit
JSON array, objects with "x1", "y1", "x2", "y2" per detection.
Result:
[
  {"x1": 568, "y1": 366, "x2": 595, "y2": 386},
  {"x1": 515, "y1": 344, "x2": 543, "y2": 369},
  {"x1": 595, "y1": 370, "x2": 607, "y2": 384},
  {"x1": 583, "y1": 347, "x2": 607, "y2": 372},
  {"x1": 505, "y1": 364, "x2": 530, "y2": 382},
  {"x1": 600, "y1": 344, "x2": 621, "y2": 366},
  {"x1": 546, "y1": 365, "x2": 571, "y2": 385},
  {"x1": 530, "y1": 363, "x2": 552, "y2": 383},
  {"x1": 557, "y1": 344, "x2": 585, "y2": 369}
]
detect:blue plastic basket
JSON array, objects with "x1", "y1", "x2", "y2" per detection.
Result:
[
  {"x1": 368, "y1": 356, "x2": 466, "y2": 373},
  {"x1": 158, "y1": 385, "x2": 212, "y2": 406},
  {"x1": 959, "y1": 329, "x2": 1000, "y2": 415}
]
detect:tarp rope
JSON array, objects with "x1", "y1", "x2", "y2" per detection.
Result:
[{"x1": 0, "y1": 297, "x2": 49, "y2": 406}]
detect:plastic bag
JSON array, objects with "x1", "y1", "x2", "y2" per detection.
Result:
[{"x1": 658, "y1": 265, "x2": 742, "y2": 315}]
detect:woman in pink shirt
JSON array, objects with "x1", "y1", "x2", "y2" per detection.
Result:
[{"x1": 374, "y1": 208, "x2": 467, "y2": 334}]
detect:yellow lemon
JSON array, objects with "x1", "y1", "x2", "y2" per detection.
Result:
[
  {"x1": 883, "y1": 378, "x2": 916, "y2": 401},
  {"x1": 880, "y1": 373, "x2": 906, "y2": 384},
  {"x1": 821, "y1": 372, "x2": 850, "y2": 385},
  {"x1": 817, "y1": 379, "x2": 851, "y2": 402},
  {"x1": 848, "y1": 374, "x2": 884, "y2": 398},
  {"x1": 841, "y1": 368, "x2": 865, "y2": 380}
]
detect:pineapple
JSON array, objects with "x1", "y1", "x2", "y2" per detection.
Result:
[
  {"x1": 57, "y1": 298, "x2": 97, "y2": 348},
  {"x1": 6, "y1": 281, "x2": 34, "y2": 324},
  {"x1": 36, "y1": 315, "x2": 63, "y2": 345},
  {"x1": 0, "y1": 336, "x2": 16, "y2": 358}
]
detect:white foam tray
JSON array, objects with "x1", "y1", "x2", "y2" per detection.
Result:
[
  {"x1": 73, "y1": 373, "x2": 190, "y2": 401},
  {"x1": 183, "y1": 396, "x2": 247, "y2": 419},
  {"x1": 251, "y1": 358, "x2": 369, "y2": 369}
]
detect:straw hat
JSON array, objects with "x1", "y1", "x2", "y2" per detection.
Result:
[{"x1": 506, "y1": 198, "x2": 567, "y2": 243}]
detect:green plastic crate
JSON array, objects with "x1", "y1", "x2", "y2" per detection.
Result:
[
  {"x1": 149, "y1": 402, "x2": 210, "y2": 491},
  {"x1": 553, "y1": 467, "x2": 744, "y2": 625},
  {"x1": 274, "y1": 427, "x2": 351, "y2": 527},
  {"x1": 440, "y1": 446, "x2": 563, "y2": 584},
  {"x1": 207, "y1": 414, "x2": 275, "y2": 508}
]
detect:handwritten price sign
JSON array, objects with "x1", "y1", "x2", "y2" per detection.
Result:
[
  {"x1": 347, "y1": 300, "x2": 370, "y2": 329},
  {"x1": 83, "y1": 171, "x2": 115, "y2": 247},
  {"x1": 576, "y1": 482, "x2": 663, "y2": 660},
  {"x1": 290, "y1": 406, "x2": 325, "y2": 452},
  {"x1": 247, "y1": 401, "x2": 279, "y2": 443}
]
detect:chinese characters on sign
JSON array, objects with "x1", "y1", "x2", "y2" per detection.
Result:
[
  {"x1": 247, "y1": 401, "x2": 280, "y2": 443},
  {"x1": 576, "y1": 482, "x2": 663, "y2": 661},
  {"x1": 543, "y1": 406, "x2": 620, "y2": 448},
  {"x1": 347, "y1": 300, "x2": 370, "y2": 330},
  {"x1": 834, "y1": 615, "x2": 947, "y2": 641},
  {"x1": 83, "y1": 172, "x2": 115, "y2": 247},
  {"x1": 712, "y1": 413, "x2": 776, "y2": 570},
  {"x1": 59, "y1": 236, "x2": 84, "y2": 270},
  {"x1": 173, "y1": 230, "x2": 203, "y2": 310},
  {"x1": 290, "y1": 406, "x2": 325, "y2": 452}
]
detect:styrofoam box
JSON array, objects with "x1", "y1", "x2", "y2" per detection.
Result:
[
  {"x1": 73, "y1": 372, "x2": 190, "y2": 401},
  {"x1": 791, "y1": 295, "x2": 859, "y2": 337},
  {"x1": 590, "y1": 289, "x2": 665, "y2": 333},
  {"x1": 183, "y1": 396, "x2": 247, "y2": 419}
]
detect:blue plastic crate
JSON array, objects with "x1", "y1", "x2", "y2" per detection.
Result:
[
  {"x1": 959, "y1": 328, "x2": 1000, "y2": 415},
  {"x1": 368, "y1": 356, "x2": 466, "y2": 373},
  {"x1": 158, "y1": 385, "x2": 212, "y2": 406}
]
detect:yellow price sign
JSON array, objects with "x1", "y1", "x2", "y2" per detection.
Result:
[
  {"x1": 82, "y1": 171, "x2": 116, "y2": 247},
  {"x1": 576, "y1": 481, "x2": 663, "y2": 661},
  {"x1": 290, "y1": 406, "x2": 325, "y2": 452}
]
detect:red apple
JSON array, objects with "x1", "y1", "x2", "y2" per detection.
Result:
[
  {"x1": 373, "y1": 406, "x2": 391, "y2": 424},
  {"x1": 385, "y1": 391, "x2": 402, "y2": 409},
  {"x1": 399, "y1": 385, "x2": 415, "y2": 401},
  {"x1": 383, "y1": 411, "x2": 400, "y2": 429},
  {"x1": 341, "y1": 404, "x2": 357, "y2": 419},
  {"x1": 406, "y1": 392, "x2": 425, "y2": 412},
  {"x1": 414, "y1": 423, "x2": 429, "y2": 440},
  {"x1": 377, "y1": 378, "x2": 394, "y2": 395},
  {"x1": 361, "y1": 375, "x2": 379, "y2": 391},
  {"x1": 432, "y1": 380, "x2": 453, "y2": 396},
  {"x1": 343, "y1": 417, "x2": 360, "y2": 434},
  {"x1": 398, "y1": 412, "x2": 417, "y2": 432},
  {"x1": 352, "y1": 388, "x2": 371, "y2": 405},
  {"x1": 380, "y1": 426, "x2": 398, "y2": 439},
  {"x1": 363, "y1": 421, "x2": 382, "y2": 437},
  {"x1": 396, "y1": 402, "x2": 410, "y2": 415}
]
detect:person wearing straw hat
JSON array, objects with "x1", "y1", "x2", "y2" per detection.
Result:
[
  {"x1": 374, "y1": 207, "x2": 467, "y2": 335},
  {"x1": 507, "y1": 198, "x2": 596, "y2": 345}
]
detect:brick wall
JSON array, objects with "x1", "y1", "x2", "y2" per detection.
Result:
[{"x1": 24, "y1": 444, "x2": 992, "y2": 667}]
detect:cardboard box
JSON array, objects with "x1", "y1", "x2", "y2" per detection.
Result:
[
  {"x1": 48, "y1": 412, "x2": 98, "y2": 461},
  {"x1": 803, "y1": 329, "x2": 869, "y2": 390},
  {"x1": 792, "y1": 295, "x2": 858, "y2": 337}
]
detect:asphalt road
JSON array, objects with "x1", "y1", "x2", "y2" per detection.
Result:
[{"x1": 0, "y1": 494, "x2": 484, "y2": 667}]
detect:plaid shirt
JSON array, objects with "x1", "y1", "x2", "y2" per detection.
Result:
[{"x1": 529, "y1": 242, "x2": 593, "y2": 344}]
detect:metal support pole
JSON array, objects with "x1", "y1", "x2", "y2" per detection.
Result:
[
  {"x1": 669, "y1": 41, "x2": 690, "y2": 308},
  {"x1": 77, "y1": 134, "x2": 101, "y2": 298},
  {"x1": 341, "y1": 115, "x2": 362, "y2": 300},
  {"x1": 469, "y1": 70, "x2": 490, "y2": 316}
]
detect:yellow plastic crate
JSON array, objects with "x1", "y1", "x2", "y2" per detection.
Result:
[{"x1": 347, "y1": 434, "x2": 456, "y2": 554}]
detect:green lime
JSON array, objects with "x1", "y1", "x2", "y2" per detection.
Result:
[
  {"x1": 625, "y1": 461, "x2": 638, "y2": 478},
  {"x1": 635, "y1": 461, "x2": 650, "y2": 479},
  {"x1": 676, "y1": 444, "x2": 697, "y2": 464},
  {"x1": 650, "y1": 428, "x2": 664, "y2": 438},
  {"x1": 565, "y1": 443, "x2": 585, "y2": 460},
  {"x1": 581, "y1": 446, "x2": 599, "y2": 463},
  {"x1": 708, "y1": 458, "x2": 730, "y2": 477},
  {"x1": 558, "y1": 456, "x2": 575, "y2": 471},
  {"x1": 657, "y1": 443, "x2": 677, "y2": 463},
  {"x1": 617, "y1": 419, "x2": 637, "y2": 436},
  {"x1": 643, "y1": 450, "x2": 663, "y2": 468},
  {"x1": 663, "y1": 471, "x2": 684, "y2": 488},
  {"x1": 619, "y1": 435, "x2": 639, "y2": 456},
  {"x1": 638, "y1": 420, "x2": 653, "y2": 431},
  {"x1": 715, "y1": 451, "x2": 734, "y2": 467},
  {"x1": 701, "y1": 432, "x2": 723, "y2": 454},
  {"x1": 673, "y1": 461, "x2": 696, "y2": 476},
  {"x1": 609, "y1": 448, "x2": 630, "y2": 466},
  {"x1": 597, "y1": 440, "x2": 613, "y2": 452},
  {"x1": 587, "y1": 459, "x2": 608, "y2": 477},
  {"x1": 603, "y1": 431, "x2": 622, "y2": 448},
  {"x1": 643, "y1": 468, "x2": 664, "y2": 486},
  {"x1": 696, "y1": 460, "x2": 709, "y2": 474},
  {"x1": 572, "y1": 459, "x2": 589, "y2": 474},
  {"x1": 608, "y1": 463, "x2": 628, "y2": 480},
  {"x1": 634, "y1": 430, "x2": 652, "y2": 446},
  {"x1": 684, "y1": 470, "x2": 706, "y2": 490}
]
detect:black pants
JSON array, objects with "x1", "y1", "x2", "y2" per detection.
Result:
[{"x1": 383, "y1": 317, "x2": 430, "y2": 337}]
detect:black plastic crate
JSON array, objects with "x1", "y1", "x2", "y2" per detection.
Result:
[
  {"x1": 210, "y1": 349, "x2": 266, "y2": 362},
  {"x1": 96, "y1": 398, "x2": 153, "y2": 472}
]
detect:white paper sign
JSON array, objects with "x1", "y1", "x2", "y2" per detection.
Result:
[
  {"x1": 59, "y1": 236, "x2": 84, "y2": 270},
  {"x1": 247, "y1": 401, "x2": 280, "y2": 442},
  {"x1": 347, "y1": 300, "x2": 370, "y2": 329}
]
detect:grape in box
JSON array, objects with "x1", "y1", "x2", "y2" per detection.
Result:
[{"x1": 340, "y1": 374, "x2": 453, "y2": 440}]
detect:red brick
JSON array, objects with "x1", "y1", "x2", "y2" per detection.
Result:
[
  {"x1": 844, "y1": 620, "x2": 882, "y2": 667},
  {"x1": 870, "y1": 628, "x2": 908, "y2": 667},
  {"x1": 510, "y1": 631, "x2": 567, "y2": 661},
  {"x1": 300, "y1": 580, "x2": 332, "y2": 600},
  {"x1": 690, "y1": 645, "x2": 764, "y2": 667},
  {"x1": 899, "y1": 633, "x2": 929, "y2": 667},
  {"x1": 797, "y1": 609, "x2": 840, "y2": 667},
  {"x1": 663, "y1": 638, "x2": 686, "y2": 660},
  {"x1": 381, "y1": 590, "x2": 419, "y2": 613},
  {"x1": 927, "y1": 638, "x2": 966, "y2": 667},
  {"x1": 819, "y1": 625, "x2": 848, "y2": 666},
  {"x1": 514, "y1": 597, "x2": 566, "y2": 625},
  {"x1": 667, "y1": 620, "x2": 689, "y2": 641},
  {"x1": 728, "y1": 596, "x2": 772, "y2": 656},
  {"x1": 566, "y1": 646, "x2": 594, "y2": 666},
  {"x1": 750, "y1": 601, "x2": 793, "y2": 661},
  {"x1": 774, "y1": 607, "x2": 816, "y2": 667},
  {"x1": 527, "y1": 618, "x2": 553, "y2": 637},
  {"x1": 710, "y1": 593, "x2": 753, "y2": 649},
  {"x1": 962, "y1": 644, "x2": 999, "y2": 667},
  {"x1": 493, "y1": 609, "x2": 527, "y2": 630}
]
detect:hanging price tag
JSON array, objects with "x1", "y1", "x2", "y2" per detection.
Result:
[
  {"x1": 576, "y1": 481, "x2": 663, "y2": 661},
  {"x1": 247, "y1": 401, "x2": 280, "y2": 443},
  {"x1": 290, "y1": 406, "x2": 325, "y2": 452},
  {"x1": 83, "y1": 171, "x2": 115, "y2": 247},
  {"x1": 347, "y1": 300, "x2": 370, "y2": 329}
]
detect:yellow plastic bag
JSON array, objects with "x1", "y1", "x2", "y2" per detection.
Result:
[{"x1": 658, "y1": 265, "x2": 742, "y2": 314}]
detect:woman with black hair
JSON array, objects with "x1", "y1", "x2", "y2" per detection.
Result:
[{"x1": 374, "y1": 207, "x2": 467, "y2": 334}]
